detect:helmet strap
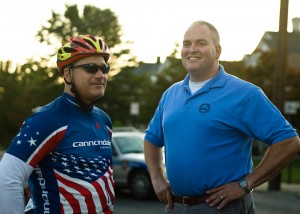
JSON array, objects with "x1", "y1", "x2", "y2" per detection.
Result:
[{"x1": 64, "y1": 77, "x2": 94, "y2": 112}]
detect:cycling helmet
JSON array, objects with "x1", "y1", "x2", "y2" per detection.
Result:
[{"x1": 57, "y1": 34, "x2": 110, "y2": 73}]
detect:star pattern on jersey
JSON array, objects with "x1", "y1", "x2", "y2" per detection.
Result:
[
  {"x1": 13, "y1": 122, "x2": 40, "y2": 147},
  {"x1": 28, "y1": 137, "x2": 37, "y2": 146},
  {"x1": 51, "y1": 152, "x2": 111, "y2": 182}
]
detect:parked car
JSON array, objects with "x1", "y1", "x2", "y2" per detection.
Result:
[{"x1": 112, "y1": 131, "x2": 157, "y2": 199}]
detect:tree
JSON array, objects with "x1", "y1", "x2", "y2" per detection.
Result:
[
  {"x1": 37, "y1": 4, "x2": 121, "y2": 48},
  {"x1": 0, "y1": 59, "x2": 62, "y2": 149},
  {"x1": 0, "y1": 61, "x2": 22, "y2": 148},
  {"x1": 242, "y1": 50, "x2": 300, "y2": 104},
  {"x1": 36, "y1": 4, "x2": 135, "y2": 70},
  {"x1": 0, "y1": 4, "x2": 138, "y2": 148},
  {"x1": 220, "y1": 60, "x2": 246, "y2": 79},
  {"x1": 99, "y1": 66, "x2": 153, "y2": 128}
]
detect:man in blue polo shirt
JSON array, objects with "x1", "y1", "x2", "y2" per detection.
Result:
[{"x1": 144, "y1": 20, "x2": 300, "y2": 214}]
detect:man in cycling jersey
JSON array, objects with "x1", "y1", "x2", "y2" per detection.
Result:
[{"x1": 0, "y1": 34, "x2": 114, "y2": 214}]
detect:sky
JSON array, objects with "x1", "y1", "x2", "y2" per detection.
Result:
[{"x1": 0, "y1": 0, "x2": 299, "y2": 64}]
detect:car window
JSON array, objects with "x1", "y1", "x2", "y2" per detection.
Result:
[
  {"x1": 114, "y1": 135, "x2": 144, "y2": 154},
  {"x1": 112, "y1": 144, "x2": 118, "y2": 156}
]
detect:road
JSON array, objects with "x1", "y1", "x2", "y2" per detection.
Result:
[
  {"x1": 1, "y1": 151, "x2": 299, "y2": 213},
  {"x1": 114, "y1": 188, "x2": 300, "y2": 214}
]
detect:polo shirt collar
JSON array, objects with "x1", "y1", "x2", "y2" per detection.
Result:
[{"x1": 182, "y1": 65, "x2": 227, "y2": 93}]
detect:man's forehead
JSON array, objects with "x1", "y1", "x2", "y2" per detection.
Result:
[{"x1": 183, "y1": 24, "x2": 212, "y2": 41}]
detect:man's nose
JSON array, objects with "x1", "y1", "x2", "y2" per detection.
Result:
[
  {"x1": 94, "y1": 69, "x2": 105, "y2": 78},
  {"x1": 189, "y1": 43, "x2": 198, "y2": 52}
]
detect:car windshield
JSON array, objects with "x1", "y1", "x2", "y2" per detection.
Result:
[{"x1": 114, "y1": 134, "x2": 144, "y2": 154}]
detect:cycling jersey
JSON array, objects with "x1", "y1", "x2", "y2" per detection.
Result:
[{"x1": 6, "y1": 93, "x2": 114, "y2": 213}]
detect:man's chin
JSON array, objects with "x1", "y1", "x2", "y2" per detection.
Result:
[
  {"x1": 94, "y1": 92, "x2": 105, "y2": 100},
  {"x1": 184, "y1": 63, "x2": 201, "y2": 71}
]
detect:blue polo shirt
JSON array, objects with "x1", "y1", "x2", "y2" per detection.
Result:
[{"x1": 145, "y1": 65, "x2": 297, "y2": 196}]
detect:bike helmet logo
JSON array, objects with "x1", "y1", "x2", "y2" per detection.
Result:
[{"x1": 199, "y1": 103, "x2": 210, "y2": 113}]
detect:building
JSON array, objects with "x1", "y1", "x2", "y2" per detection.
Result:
[
  {"x1": 243, "y1": 17, "x2": 300, "y2": 69},
  {"x1": 132, "y1": 56, "x2": 169, "y2": 75}
]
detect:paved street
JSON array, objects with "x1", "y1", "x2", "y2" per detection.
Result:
[
  {"x1": 1, "y1": 151, "x2": 299, "y2": 213},
  {"x1": 113, "y1": 184, "x2": 300, "y2": 214},
  {"x1": 254, "y1": 191, "x2": 299, "y2": 214},
  {"x1": 253, "y1": 183, "x2": 300, "y2": 214}
]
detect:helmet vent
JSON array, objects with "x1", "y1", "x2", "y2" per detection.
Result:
[
  {"x1": 72, "y1": 41, "x2": 91, "y2": 50},
  {"x1": 85, "y1": 39, "x2": 97, "y2": 50},
  {"x1": 64, "y1": 47, "x2": 77, "y2": 53},
  {"x1": 98, "y1": 40, "x2": 103, "y2": 50},
  {"x1": 88, "y1": 34, "x2": 97, "y2": 42}
]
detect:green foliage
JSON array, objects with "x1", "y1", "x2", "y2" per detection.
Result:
[
  {"x1": 242, "y1": 51, "x2": 276, "y2": 100},
  {"x1": 37, "y1": 4, "x2": 122, "y2": 48},
  {"x1": 99, "y1": 66, "x2": 154, "y2": 129},
  {"x1": 220, "y1": 60, "x2": 246, "y2": 79},
  {"x1": 253, "y1": 157, "x2": 300, "y2": 184},
  {"x1": 2, "y1": 4, "x2": 300, "y2": 154},
  {"x1": 281, "y1": 158, "x2": 300, "y2": 184},
  {"x1": 0, "y1": 60, "x2": 63, "y2": 148},
  {"x1": 240, "y1": 50, "x2": 300, "y2": 103},
  {"x1": 0, "y1": 4, "x2": 130, "y2": 149},
  {"x1": 36, "y1": 4, "x2": 135, "y2": 72}
]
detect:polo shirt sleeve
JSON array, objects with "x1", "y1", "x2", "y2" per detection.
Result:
[
  {"x1": 239, "y1": 87, "x2": 297, "y2": 145},
  {"x1": 145, "y1": 95, "x2": 165, "y2": 148}
]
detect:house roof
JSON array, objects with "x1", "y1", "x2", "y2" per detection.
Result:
[
  {"x1": 257, "y1": 31, "x2": 300, "y2": 53},
  {"x1": 131, "y1": 57, "x2": 170, "y2": 75},
  {"x1": 132, "y1": 62, "x2": 163, "y2": 74}
]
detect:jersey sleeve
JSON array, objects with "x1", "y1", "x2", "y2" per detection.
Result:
[
  {"x1": 0, "y1": 153, "x2": 33, "y2": 213},
  {"x1": 6, "y1": 110, "x2": 67, "y2": 167}
]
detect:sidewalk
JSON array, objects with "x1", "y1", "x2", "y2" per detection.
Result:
[{"x1": 253, "y1": 182, "x2": 300, "y2": 214}]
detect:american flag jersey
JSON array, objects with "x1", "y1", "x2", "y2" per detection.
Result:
[{"x1": 7, "y1": 93, "x2": 114, "y2": 214}]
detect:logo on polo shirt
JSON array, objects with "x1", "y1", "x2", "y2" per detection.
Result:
[{"x1": 199, "y1": 103, "x2": 210, "y2": 113}]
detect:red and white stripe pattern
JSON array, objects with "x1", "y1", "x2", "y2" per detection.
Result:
[
  {"x1": 26, "y1": 126, "x2": 68, "y2": 167},
  {"x1": 55, "y1": 166, "x2": 114, "y2": 213}
]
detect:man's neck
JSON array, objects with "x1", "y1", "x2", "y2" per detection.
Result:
[{"x1": 189, "y1": 65, "x2": 219, "y2": 82}]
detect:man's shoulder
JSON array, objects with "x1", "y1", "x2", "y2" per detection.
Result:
[
  {"x1": 225, "y1": 73, "x2": 259, "y2": 90},
  {"x1": 29, "y1": 96, "x2": 73, "y2": 127},
  {"x1": 92, "y1": 107, "x2": 112, "y2": 124},
  {"x1": 165, "y1": 80, "x2": 184, "y2": 92}
]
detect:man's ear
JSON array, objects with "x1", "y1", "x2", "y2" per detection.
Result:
[
  {"x1": 63, "y1": 67, "x2": 71, "y2": 81},
  {"x1": 63, "y1": 67, "x2": 72, "y2": 85},
  {"x1": 215, "y1": 45, "x2": 222, "y2": 59}
]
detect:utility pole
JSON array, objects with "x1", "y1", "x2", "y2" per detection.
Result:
[{"x1": 269, "y1": 0, "x2": 289, "y2": 191}]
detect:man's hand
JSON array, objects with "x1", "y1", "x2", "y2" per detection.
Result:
[
  {"x1": 144, "y1": 140, "x2": 173, "y2": 210},
  {"x1": 151, "y1": 176, "x2": 173, "y2": 211},
  {"x1": 206, "y1": 182, "x2": 246, "y2": 209}
]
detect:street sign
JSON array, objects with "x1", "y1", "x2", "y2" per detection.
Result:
[
  {"x1": 284, "y1": 101, "x2": 300, "y2": 115},
  {"x1": 130, "y1": 102, "x2": 139, "y2": 115}
]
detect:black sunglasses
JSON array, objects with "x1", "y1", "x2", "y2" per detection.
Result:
[{"x1": 70, "y1": 63, "x2": 110, "y2": 74}]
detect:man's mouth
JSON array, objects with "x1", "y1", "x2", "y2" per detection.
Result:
[{"x1": 187, "y1": 56, "x2": 201, "y2": 60}]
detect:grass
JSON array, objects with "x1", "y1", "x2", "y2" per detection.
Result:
[
  {"x1": 281, "y1": 158, "x2": 300, "y2": 184},
  {"x1": 253, "y1": 156, "x2": 300, "y2": 184}
]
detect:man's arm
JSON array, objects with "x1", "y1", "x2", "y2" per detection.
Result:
[
  {"x1": 247, "y1": 136, "x2": 300, "y2": 189},
  {"x1": 144, "y1": 140, "x2": 173, "y2": 210},
  {"x1": 207, "y1": 136, "x2": 300, "y2": 209},
  {"x1": 0, "y1": 153, "x2": 33, "y2": 214}
]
